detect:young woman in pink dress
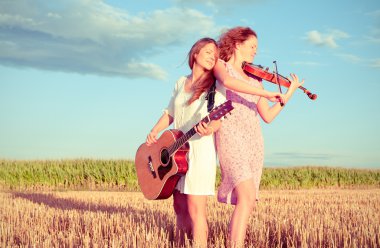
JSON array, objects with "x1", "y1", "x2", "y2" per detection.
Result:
[{"x1": 213, "y1": 26, "x2": 304, "y2": 246}]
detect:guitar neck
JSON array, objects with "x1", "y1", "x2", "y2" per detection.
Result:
[{"x1": 168, "y1": 115, "x2": 210, "y2": 156}]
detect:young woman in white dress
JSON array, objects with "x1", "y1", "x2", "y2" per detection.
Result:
[{"x1": 145, "y1": 37, "x2": 225, "y2": 246}]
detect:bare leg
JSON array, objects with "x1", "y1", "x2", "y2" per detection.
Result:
[
  {"x1": 229, "y1": 179, "x2": 257, "y2": 246},
  {"x1": 187, "y1": 195, "x2": 208, "y2": 247},
  {"x1": 173, "y1": 190, "x2": 191, "y2": 244}
]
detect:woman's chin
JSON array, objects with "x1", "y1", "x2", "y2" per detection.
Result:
[{"x1": 205, "y1": 64, "x2": 214, "y2": 71}]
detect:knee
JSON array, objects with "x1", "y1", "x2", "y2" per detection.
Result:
[
  {"x1": 237, "y1": 194, "x2": 257, "y2": 212},
  {"x1": 247, "y1": 196, "x2": 257, "y2": 211},
  {"x1": 188, "y1": 203, "x2": 208, "y2": 234},
  {"x1": 187, "y1": 202, "x2": 198, "y2": 219},
  {"x1": 187, "y1": 202, "x2": 206, "y2": 222}
]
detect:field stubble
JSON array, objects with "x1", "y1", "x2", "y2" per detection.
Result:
[{"x1": 0, "y1": 189, "x2": 379, "y2": 247}]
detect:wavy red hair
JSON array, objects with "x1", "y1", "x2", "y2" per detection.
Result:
[{"x1": 218, "y1": 26, "x2": 257, "y2": 62}]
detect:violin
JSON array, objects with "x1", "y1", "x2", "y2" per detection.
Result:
[{"x1": 242, "y1": 62, "x2": 317, "y2": 101}]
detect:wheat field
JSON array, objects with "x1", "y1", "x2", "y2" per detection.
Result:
[{"x1": 1, "y1": 189, "x2": 379, "y2": 247}]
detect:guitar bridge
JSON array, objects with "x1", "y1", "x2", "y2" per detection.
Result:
[{"x1": 148, "y1": 156, "x2": 157, "y2": 178}]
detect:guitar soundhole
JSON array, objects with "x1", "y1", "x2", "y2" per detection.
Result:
[{"x1": 160, "y1": 149, "x2": 170, "y2": 166}]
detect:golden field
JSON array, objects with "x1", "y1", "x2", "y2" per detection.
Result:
[{"x1": 1, "y1": 189, "x2": 379, "y2": 247}]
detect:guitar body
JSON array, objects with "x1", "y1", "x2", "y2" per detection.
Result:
[
  {"x1": 135, "y1": 100, "x2": 234, "y2": 200},
  {"x1": 135, "y1": 129, "x2": 189, "y2": 200}
]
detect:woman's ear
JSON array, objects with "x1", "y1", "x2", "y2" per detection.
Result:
[
  {"x1": 235, "y1": 42, "x2": 241, "y2": 51},
  {"x1": 193, "y1": 53, "x2": 198, "y2": 65}
]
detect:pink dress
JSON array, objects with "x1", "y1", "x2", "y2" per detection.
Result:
[{"x1": 215, "y1": 61, "x2": 264, "y2": 205}]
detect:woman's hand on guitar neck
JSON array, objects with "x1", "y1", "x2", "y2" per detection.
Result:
[{"x1": 195, "y1": 122, "x2": 214, "y2": 136}]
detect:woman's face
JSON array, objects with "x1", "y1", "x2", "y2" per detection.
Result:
[
  {"x1": 237, "y1": 35, "x2": 258, "y2": 63},
  {"x1": 194, "y1": 43, "x2": 217, "y2": 71}
]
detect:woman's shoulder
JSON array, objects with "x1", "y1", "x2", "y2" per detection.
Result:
[
  {"x1": 216, "y1": 59, "x2": 237, "y2": 78},
  {"x1": 178, "y1": 75, "x2": 188, "y2": 85},
  {"x1": 217, "y1": 59, "x2": 227, "y2": 68},
  {"x1": 177, "y1": 75, "x2": 187, "y2": 82},
  {"x1": 173, "y1": 75, "x2": 187, "y2": 90}
]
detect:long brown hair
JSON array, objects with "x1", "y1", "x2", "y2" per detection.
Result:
[
  {"x1": 218, "y1": 26, "x2": 257, "y2": 62},
  {"x1": 187, "y1": 37, "x2": 218, "y2": 105}
]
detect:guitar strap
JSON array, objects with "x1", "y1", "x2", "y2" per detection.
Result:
[{"x1": 206, "y1": 81, "x2": 216, "y2": 113}]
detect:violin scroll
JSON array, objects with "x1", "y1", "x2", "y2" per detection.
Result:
[{"x1": 304, "y1": 90, "x2": 317, "y2": 100}]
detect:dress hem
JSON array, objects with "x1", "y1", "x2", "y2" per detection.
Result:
[{"x1": 217, "y1": 175, "x2": 259, "y2": 205}]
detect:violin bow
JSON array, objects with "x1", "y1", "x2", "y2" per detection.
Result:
[{"x1": 273, "y1": 61, "x2": 284, "y2": 106}]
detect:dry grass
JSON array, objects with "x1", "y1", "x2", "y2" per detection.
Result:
[{"x1": 1, "y1": 189, "x2": 379, "y2": 247}]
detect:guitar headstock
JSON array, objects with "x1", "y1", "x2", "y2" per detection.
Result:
[{"x1": 209, "y1": 100, "x2": 233, "y2": 121}]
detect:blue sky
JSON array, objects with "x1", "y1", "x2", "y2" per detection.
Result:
[{"x1": 1, "y1": 0, "x2": 379, "y2": 168}]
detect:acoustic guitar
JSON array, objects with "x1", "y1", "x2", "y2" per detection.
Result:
[{"x1": 135, "y1": 100, "x2": 233, "y2": 200}]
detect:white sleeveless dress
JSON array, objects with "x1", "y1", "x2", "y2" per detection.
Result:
[{"x1": 165, "y1": 76, "x2": 226, "y2": 195}]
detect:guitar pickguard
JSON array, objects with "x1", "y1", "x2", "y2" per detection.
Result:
[{"x1": 157, "y1": 159, "x2": 173, "y2": 180}]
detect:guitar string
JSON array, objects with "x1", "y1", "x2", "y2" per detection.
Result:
[{"x1": 167, "y1": 103, "x2": 229, "y2": 156}]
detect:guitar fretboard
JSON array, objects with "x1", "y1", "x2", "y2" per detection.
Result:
[{"x1": 167, "y1": 115, "x2": 210, "y2": 156}]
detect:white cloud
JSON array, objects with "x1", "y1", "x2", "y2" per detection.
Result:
[
  {"x1": 174, "y1": 0, "x2": 256, "y2": 5},
  {"x1": 0, "y1": 0, "x2": 217, "y2": 80},
  {"x1": 367, "y1": 9, "x2": 380, "y2": 18},
  {"x1": 335, "y1": 53, "x2": 362, "y2": 64},
  {"x1": 291, "y1": 61, "x2": 324, "y2": 67},
  {"x1": 363, "y1": 10, "x2": 380, "y2": 44},
  {"x1": 365, "y1": 28, "x2": 380, "y2": 44},
  {"x1": 305, "y1": 29, "x2": 349, "y2": 48},
  {"x1": 369, "y1": 58, "x2": 380, "y2": 68},
  {"x1": 265, "y1": 152, "x2": 338, "y2": 166},
  {"x1": 299, "y1": 50, "x2": 320, "y2": 56},
  {"x1": 334, "y1": 54, "x2": 380, "y2": 69},
  {"x1": 271, "y1": 152, "x2": 335, "y2": 160},
  {"x1": 173, "y1": 0, "x2": 261, "y2": 14}
]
